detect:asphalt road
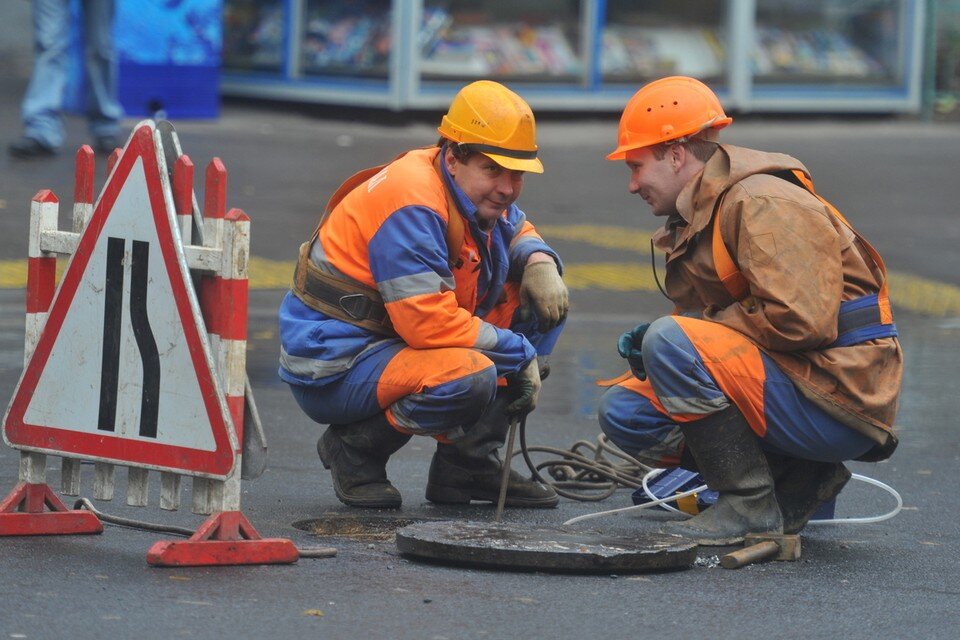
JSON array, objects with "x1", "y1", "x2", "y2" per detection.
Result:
[{"x1": 1, "y1": 78, "x2": 959, "y2": 638}]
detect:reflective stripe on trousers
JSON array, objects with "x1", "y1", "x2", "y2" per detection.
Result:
[
  {"x1": 597, "y1": 316, "x2": 874, "y2": 466},
  {"x1": 290, "y1": 283, "x2": 564, "y2": 438}
]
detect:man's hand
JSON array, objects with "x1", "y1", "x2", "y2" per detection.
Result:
[
  {"x1": 617, "y1": 322, "x2": 651, "y2": 381},
  {"x1": 519, "y1": 258, "x2": 568, "y2": 332},
  {"x1": 506, "y1": 359, "x2": 542, "y2": 417}
]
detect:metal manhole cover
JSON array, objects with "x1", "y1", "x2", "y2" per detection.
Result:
[{"x1": 396, "y1": 520, "x2": 697, "y2": 573}]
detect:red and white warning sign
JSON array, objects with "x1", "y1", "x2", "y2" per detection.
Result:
[{"x1": 3, "y1": 124, "x2": 237, "y2": 478}]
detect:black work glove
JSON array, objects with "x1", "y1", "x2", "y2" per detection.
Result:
[
  {"x1": 617, "y1": 322, "x2": 651, "y2": 381},
  {"x1": 506, "y1": 359, "x2": 542, "y2": 417}
]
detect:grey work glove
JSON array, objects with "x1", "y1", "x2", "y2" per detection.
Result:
[
  {"x1": 617, "y1": 322, "x2": 651, "y2": 381},
  {"x1": 506, "y1": 359, "x2": 542, "y2": 417},
  {"x1": 519, "y1": 261, "x2": 569, "y2": 332}
]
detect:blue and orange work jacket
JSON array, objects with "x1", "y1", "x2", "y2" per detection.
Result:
[{"x1": 278, "y1": 146, "x2": 560, "y2": 387}]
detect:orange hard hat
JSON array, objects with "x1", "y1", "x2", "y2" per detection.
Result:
[
  {"x1": 606, "y1": 76, "x2": 732, "y2": 161},
  {"x1": 438, "y1": 80, "x2": 544, "y2": 174}
]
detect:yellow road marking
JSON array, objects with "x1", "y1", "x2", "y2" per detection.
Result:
[{"x1": 1, "y1": 226, "x2": 958, "y2": 318}]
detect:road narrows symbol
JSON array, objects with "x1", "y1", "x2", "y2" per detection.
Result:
[
  {"x1": 97, "y1": 236, "x2": 125, "y2": 432},
  {"x1": 130, "y1": 240, "x2": 160, "y2": 438},
  {"x1": 96, "y1": 237, "x2": 161, "y2": 438}
]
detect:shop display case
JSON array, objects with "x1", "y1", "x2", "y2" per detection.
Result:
[
  {"x1": 748, "y1": 0, "x2": 923, "y2": 110},
  {"x1": 600, "y1": 0, "x2": 730, "y2": 87},
  {"x1": 418, "y1": 1, "x2": 583, "y2": 82},
  {"x1": 223, "y1": 0, "x2": 286, "y2": 74},
  {"x1": 220, "y1": 0, "x2": 925, "y2": 113}
]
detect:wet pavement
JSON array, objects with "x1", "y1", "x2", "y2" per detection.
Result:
[{"x1": 1, "y1": 59, "x2": 960, "y2": 640}]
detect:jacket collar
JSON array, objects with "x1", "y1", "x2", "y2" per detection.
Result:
[
  {"x1": 654, "y1": 144, "x2": 810, "y2": 258},
  {"x1": 437, "y1": 144, "x2": 482, "y2": 227}
]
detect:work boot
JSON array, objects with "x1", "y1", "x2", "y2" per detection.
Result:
[
  {"x1": 662, "y1": 405, "x2": 782, "y2": 545},
  {"x1": 317, "y1": 413, "x2": 411, "y2": 508},
  {"x1": 766, "y1": 454, "x2": 852, "y2": 534},
  {"x1": 425, "y1": 396, "x2": 558, "y2": 508}
]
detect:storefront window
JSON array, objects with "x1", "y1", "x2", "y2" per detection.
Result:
[
  {"x1": 419, "y1": 0, "x2": 583, "y2": 82},
  {"x1": 754, "y1": 0, "x2": 902, "y2": 85}
]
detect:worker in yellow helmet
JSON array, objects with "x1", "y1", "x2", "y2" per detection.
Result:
[
  {"x1": 279, "y1": 81, "x2": 567, "y2": 509},
  {"x1": 599, "y1": 76, "x2": 902, "y2": 544}
]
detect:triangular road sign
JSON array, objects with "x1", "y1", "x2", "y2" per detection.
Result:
[{"x1": 3, "y1": 122, "x2": 237, "y2": 478}]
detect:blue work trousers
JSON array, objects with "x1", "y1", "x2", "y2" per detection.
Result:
[{"x1": 598, "y1": 316, "x2": 875, "y2": 467}]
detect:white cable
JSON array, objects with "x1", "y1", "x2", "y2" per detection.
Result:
[
  {"x1": 641, "y1": 467, "x2": 684, "y2": 515},
  {"x1": 805, "y1": 473, "x2": 902, "y2": 525},
  {"x1": 562, "y1": 483, "x2": 704, "y2": 526},
  {"x1": 563, "y1": 471, "x2": 901, "y2": 528}
]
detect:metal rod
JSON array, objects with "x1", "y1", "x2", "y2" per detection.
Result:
[{"x1": 494, "y1": 414, "x2": 522, "y2": 522}]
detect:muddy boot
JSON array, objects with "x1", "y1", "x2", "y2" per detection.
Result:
[
  {"x1": 317, "y1": 413, "x2": 411, "y2": 508},
  {"x1": 425, "y1": 396, "x2": 558, "y2": 508},
  {"x1": 767, "y1": 454, "x2": 852, "y2": 534},
  {"x1": 662, "y1": 405, "x2": 782, "y2": 545}
]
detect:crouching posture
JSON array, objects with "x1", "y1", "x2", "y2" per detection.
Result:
[
  {"x1": 598, "y1": 77, "x2": 902, "y2": 544},
  {"x1": 278, "y1": 81, "x2": 568, "y2": 509}
]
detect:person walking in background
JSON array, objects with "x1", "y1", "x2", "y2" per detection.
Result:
[{"x1": 9, "y1": 0, "x2": 123, "y2": 159}]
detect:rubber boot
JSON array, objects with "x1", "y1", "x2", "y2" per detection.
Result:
[
  {"x1": 766, "y1": 453, "x2": 852, "y2": 534},
  {"x1": 317, "y1": 413, "x2": 411, "y2": 508},
  {"x1": 425, "y1": 396, "x2": 559, "y2": 508},
  {"x1": 662, "y1": 405, "x2": 782, "y2": 545}
]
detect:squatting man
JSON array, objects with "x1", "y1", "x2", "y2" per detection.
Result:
[
  {"x1": 278, "y1": 77, "x2": 902, "y2": 546},
  {"x1": 279, "y1": 81, "x2": 567, "y2": 510}
]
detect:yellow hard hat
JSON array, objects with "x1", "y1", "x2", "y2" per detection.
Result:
[
  {"x1": 607, "y1": 76, "x2": 732, "y2": 161},
  {"x1": 438, "y1": 80, "x2": 544, "y2": 174}
]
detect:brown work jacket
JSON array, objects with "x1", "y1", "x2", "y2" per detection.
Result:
[{"x1": 654, "y1": 144, "x2": 902, "y2": 461}]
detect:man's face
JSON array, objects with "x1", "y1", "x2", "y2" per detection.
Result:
[
  {"x1": 624, "y1": 146, "x2": 684, "y2": 218},
  {"x1": 446, "y1": 149, "x2": 524, "y2": 226}
]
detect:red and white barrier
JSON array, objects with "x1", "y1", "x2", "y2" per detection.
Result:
[
  {"x1": 0, "y1": 150, "x2": 103, "y2": 536},
  {"x1": 1, "y1": 121, "x2": 296, "y2": 566}
]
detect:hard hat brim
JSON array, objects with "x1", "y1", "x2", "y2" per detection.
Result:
[
  {"x1": 605, "y1": 147, "x2": 630, "y2": 161},
  {"x1": 606, "y1": 117, "x2": 733, "y2": 161},
  {"x1": 483, "y1": 152, "x2": 544, "y2": 174}
]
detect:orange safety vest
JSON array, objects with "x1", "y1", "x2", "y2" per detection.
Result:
[
  {"x1": 712, "y1": 168, "x2": 894, "y2": 326},
  {"x1": 291, "y1": 148, "x2": 465, "y2": 335}
]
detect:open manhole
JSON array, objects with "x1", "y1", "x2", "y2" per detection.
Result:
[{"x1": 293, "y1": 514, "x2": 439, "y2": 541}]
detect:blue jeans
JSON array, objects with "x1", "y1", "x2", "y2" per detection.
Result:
[{"x1": 21, "y1": 0, "x2": 123, "y2": 148}]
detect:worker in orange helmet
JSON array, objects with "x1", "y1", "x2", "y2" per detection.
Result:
[
  {"x1": 279, "y1": 81, "x2": 568, "y2": 510},
  {"x1": 599, "y1": 76, "x2": 902, "y2": 544}
]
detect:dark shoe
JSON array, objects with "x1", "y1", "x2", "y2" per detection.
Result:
[
  {"x1": 8, "y1": 137, "x2": 57, "y2": 159},
  {"x1": 424, "y1": 393, "x2": 558, "y2": 508},
  {"x1": 425, "y1": 443, "x2": 558, "y2": 508},
  {"x1": 662, "y1": 405, "x2": 782, "y2": 545},
  {"x1": 316, "y1": 413, "x2": 411, "y2": 509},
  {"x1": 767, "y1": 455, "x2": 851, "y2": 533},
  {"x1": 94, "y1": 135, "x2": 119, "y2": 156}
]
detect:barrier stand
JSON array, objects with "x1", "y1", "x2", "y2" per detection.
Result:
[
  {"x1": 146, "y1": 151, "x2": 297, "y2": 567},
  {"x1": 0, "y1": 147, "x2": 103, "y2": 536},
  {"x1": 2, "y1": 122, "x2": 297, "y2": 565}
]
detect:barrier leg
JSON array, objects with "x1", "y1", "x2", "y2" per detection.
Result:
[
  {"x1": 0, "y1": 482, "x2": 103, "y2": 536},
  {"x1": 146, "y1": 510, "x2": 298, "y2": 567}
]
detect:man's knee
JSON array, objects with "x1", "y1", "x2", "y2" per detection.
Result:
[
  {"x1": 640, "y1": 315, "x2": 679, "y2": 358},
  {"x1": 597, "y1": 387, "x2": 639, "y2": 454},
  {"x1": 401, "y1": 366, "x2": 499, "y2": 434}
]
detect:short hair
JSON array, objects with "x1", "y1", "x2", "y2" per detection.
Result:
[
  {"x1": 438, "y1": 137, "x2": 478, "y2": 163},
  {"x1": 650, "y1": 133, "x2": 718, "y2": 163}
]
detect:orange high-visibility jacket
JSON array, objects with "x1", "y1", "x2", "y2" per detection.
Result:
[{"x1": 279, "y1": 147, "x2": 560, "y2": 387}]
